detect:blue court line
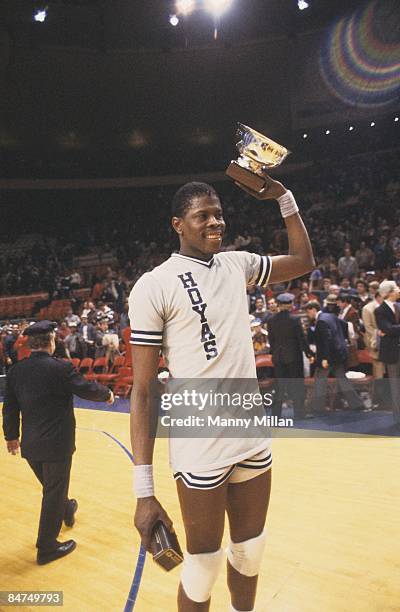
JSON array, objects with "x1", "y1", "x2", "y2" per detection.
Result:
[{"x1": 81, "y1": 427, "x2": 146, "y2": 612}]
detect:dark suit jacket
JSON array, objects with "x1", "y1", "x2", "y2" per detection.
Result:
[
  {"x1": 2, "y1": 351, "x2": 111, "y2": 461},
  {"x1": 267, "y1": 311, "x2": 311, "y2": 365},
  {"x1": 308, "y1": 312, "x2": 348, "y2": 367},
  {"x1": 375, "y1": 302, "x2": 400, "y2": 364}
]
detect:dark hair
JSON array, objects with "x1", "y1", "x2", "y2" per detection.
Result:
[
  {"x1": 171, "y1": 182, "x2": 219, "y2": 218},
  {"x1": 338, "y1": 293, "x2": 352, "y2": 303},
  {"x1": 356, "y1": 279, "x2": 368, "y2": 289},
  {"x1": 28, "y1": 332, "x2": 53, "y2": 350},
  {"x1": 305, "y1": 300, "x2": 321, "y2": 311}
]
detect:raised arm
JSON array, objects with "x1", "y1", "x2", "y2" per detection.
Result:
[
  {"x1": 236, "y1": 173, "x2": 315, "y2": 283},
  {"x1": 131, "y1": 345, "x2": 174, "y2": 551}
]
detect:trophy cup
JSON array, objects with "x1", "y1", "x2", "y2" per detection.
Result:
[{"x1": 226, "y1": 123, "x2": 290, "y2": 193}]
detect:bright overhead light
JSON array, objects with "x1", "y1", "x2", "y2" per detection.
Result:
[
  {"x1": 33, "y1": 8, "x2": 47, "y2": 22},
  {"x1": 303, "y1": 133, "x2": 308, "y2": 139},
  {"x1": 298, "y1": 0, "x2": 309, "y2": 10},
  {"x1": 325, "y1": 129, "x2": 330, "y2": 135},
  {"x1": 176, "y1": 0, "x2": 195, "y2": 15},
  {"x1": 349, "y1": 125, "x2": 354, "y2": 131},
  {"x1": 370, "y1": 122, "x2": 375, "y2": 127},
  {"x1": 395, "y1": 117, "x2": 399, "y2": 122},
  {"x1": 169, "y1": 14, "x2": 179, "y2": 26},
  {"x1": 204, "y1": 0, "x2": 233, "y2": 17}
]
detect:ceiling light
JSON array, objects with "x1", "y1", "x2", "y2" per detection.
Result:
[
  {"x1": 169, "y1": 14, "x2": 179, "y2": 26},
  {"x1": 33, "y1": 8, "x2": 47, "y2": 22},
  {"x1": 298, "y1": 0, "x2": 309, "y2": 10}
]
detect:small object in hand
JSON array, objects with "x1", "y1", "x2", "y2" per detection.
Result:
[{"x1": 150, "y1": 521, "x2": 183, "y2": 572}]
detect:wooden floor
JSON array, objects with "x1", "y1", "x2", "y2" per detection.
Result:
[{"x1": 1, "y1": 407, "x2": 399, "y2": 612}]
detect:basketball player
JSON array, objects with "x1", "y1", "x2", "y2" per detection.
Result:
[{"x1": 129, "y1": 173, "x2": 314, "y2": 612}]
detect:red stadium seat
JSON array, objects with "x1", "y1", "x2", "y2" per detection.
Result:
[
  {"x1": 79, "y1": 357, "x2": 93, "y2": 376},
  {"x1": 69, "y1": 358, "x2": 81, "y2": 369},
  {"x1": 86, "y1": 357, "x2": 108, "y2": 381},
  {"x1": 96, "y1": 355, "x2": 125, "y2": 384}
]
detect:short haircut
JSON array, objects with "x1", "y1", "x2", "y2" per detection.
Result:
[
  {"x1": 171, "y1": 182, "x2": 219, "y2": 218},
  {"x1": 305, "y1": 300, "x2": 321, "y2": 311},
  {"x1": 338, "y1": 293, "x2": 352, "y2": 303},
  {"x1": 28, "y1": 332, "x2": 53, "y2": 350},
  {"x1": 356, "y1": 279, "x2": 368, "y2": 289}
]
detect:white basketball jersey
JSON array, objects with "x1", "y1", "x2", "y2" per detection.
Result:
[{"x1": 129, "y1": 250, "x2": 272, "y2": 471}]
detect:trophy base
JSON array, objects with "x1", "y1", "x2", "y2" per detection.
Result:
[
  {"x1": 150, "y1": 521, "x2": 183, "y2": 572},
  {"x1": 225, "y1": 161, "x2": 266, "y2": 193}
]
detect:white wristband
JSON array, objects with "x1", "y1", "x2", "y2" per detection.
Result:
[
  {"x1": 277, "y1": 189, "x2": 299, "y2": 218},
  {"x1": 134, "y1": 464, "x2": 155, "y2": 498}
]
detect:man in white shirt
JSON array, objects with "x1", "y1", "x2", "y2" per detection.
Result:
[{"x1": 129, "y1": 174, "x2": 314, "y2": 612}]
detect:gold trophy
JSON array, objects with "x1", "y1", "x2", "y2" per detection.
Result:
[{"x1": 226, "y1": 123, "x2": 290, "y2": 192}]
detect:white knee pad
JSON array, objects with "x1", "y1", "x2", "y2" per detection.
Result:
[
  {"x1": 181, "y1": 548, "x2": 224, "y2": 603},
  {"x1": 227, "y1": 529, "x2": 266, "y2": 577}
]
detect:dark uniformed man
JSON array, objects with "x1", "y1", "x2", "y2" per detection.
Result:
[
  {"x1": 2, "y1": 321, "x2": 114, "y2": 565},
  {"x1": 267, "y1": 293, "x2": 313, "y2": 419}
]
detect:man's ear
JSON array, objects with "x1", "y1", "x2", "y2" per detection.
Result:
[{"x1": 172, "y1": 217, "x2": 183, "y2": 235}]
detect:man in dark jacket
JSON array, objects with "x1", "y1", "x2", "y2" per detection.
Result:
[
  {"x1": 2, "y1": 321, "x2": 114, "y2": 565},
  {"x1": 267, "y1": 293, "x2": 313, "y2": 418},
  {"x1": 305, "y1": 300, "x2": 362, "y2": 414},
  {"x1": 374, "y1": 280, "x2": 400, "y2": 425}
]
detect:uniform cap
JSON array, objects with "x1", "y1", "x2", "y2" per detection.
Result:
[
  {"x1": 276, "y1": 293, "x2": 295, "y2": 304},
  {"x1": 23, "y1": 320, "x2": 56, "y2": 336}
]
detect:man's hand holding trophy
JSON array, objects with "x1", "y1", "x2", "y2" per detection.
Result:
[{"x1": 226, "y1": 123, "x2": 291, "y2": 201}]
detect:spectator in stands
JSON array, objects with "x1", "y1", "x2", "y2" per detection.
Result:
[
  {"x1": 253, "y1": 297, "x2": 267, "y2": 324},
  {"x1": 14, "y1": 321, "x2": 31, "y2": 361},
  {"x1": 338, "y1": 293, "x2": 362, "y2": 347},
  {"x1": 70, "y1": 270, "x2": 81, "y2": 290},
  {"x1": 119, "y1": 300, "x2": 130, "y2": 332},
  {"x1": 57, "y1": 321, "x2": 70, "y2": 342},
  {"x1": 362, "y1": 290, "x2": 385, "y2": 408},
  {"x1": 355, "y1": 241, "x2": 375, "y2": 270},
  {"x1": 338, "y1": 247, "x2": 358, "y2": 281},
  {"x1": 264, "y1": 297, "x2": 278, "y2": 323},
  {"x1": 374, "y1": 235, "x2": 392, "y2": 271},
  {"x1": 95, "y1": 301, "x2": 114, "y2": 324},
  {"x1": 65, "y1": 307, "x2": 80, "y2": 327},
  {"x1": 94, "y1": 319, "x2": 108, "y2": 359},
  {"x1": 251, "y1": 319, "x2": 268, "y2": 355},
  {"x1": 368, "y1": 280, "x2": 380, "y2": 300},
  {"x1": 64, "y1": 323, "x2": 86, "y2": 360},
  {"x1": 247, "y1": 284, "x2": 264, "y2": 313},
  {"x1": 355, "y1": 280, "x2": 370, "y2": 306},
  {"x1": 339, "y1": 277, "x2": 355, "y2": 295},
  {"x1": 78, "y1": 315, "x2": 96, "y2": 358},
  {"x1": 4, "y1": 324, "x2": 19, "y2": 371}
]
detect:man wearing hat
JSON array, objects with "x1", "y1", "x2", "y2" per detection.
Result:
[
  {"x1": 267, "y1": 293, "x2": 313, "y2": 419},
  {"x1": 2, "y1": 321, "x2": 114, "y2": 564},
  {"x1": 374, "y1": 280, "x2": 400, "y2": 425}
]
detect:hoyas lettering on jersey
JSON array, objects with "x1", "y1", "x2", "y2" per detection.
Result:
[{"x1": 178, "y1": 272, "x2": 218, "y2": 361}]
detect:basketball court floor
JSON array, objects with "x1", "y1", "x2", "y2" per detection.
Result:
[{"x1": 1, "y1": 402, "x2": 399, "y2": 612}]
